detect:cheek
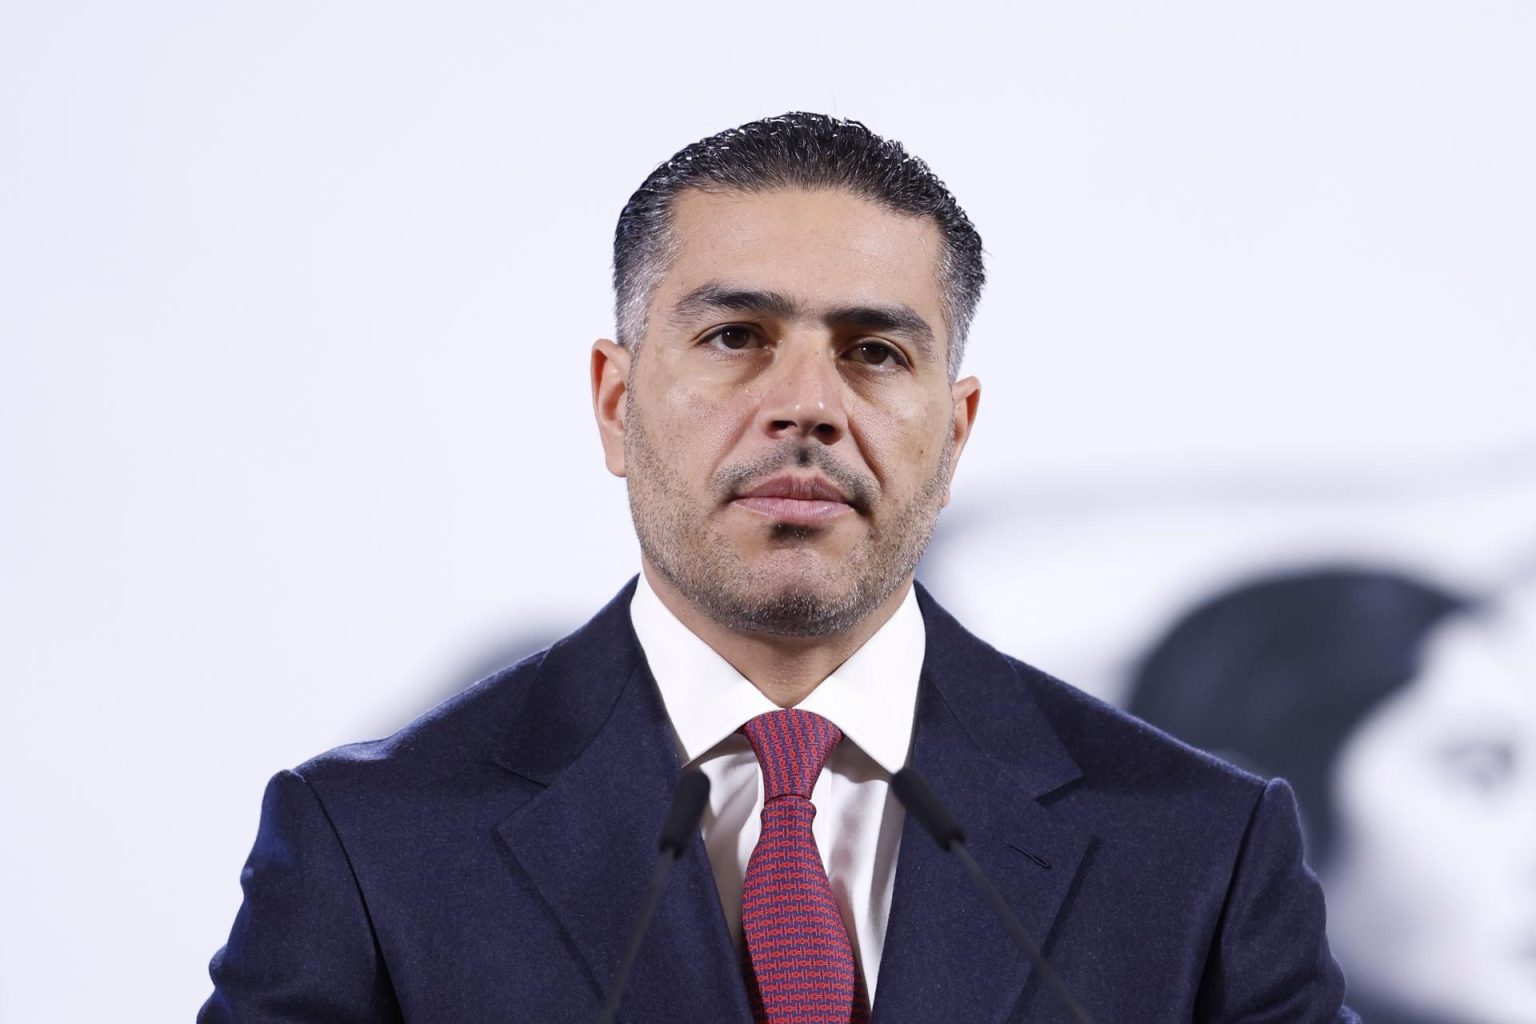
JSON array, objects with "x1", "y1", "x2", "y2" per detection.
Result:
[
  {"x1": 643, "y1": 359, "x2": 749, "y2": 451},
  {"x1": 639, "y1": 388, "x2": 758, "y2": 495},
  {"x1": 857, "y1": 398, "x2": 948, "y2": 479},
  {"x1": 1330, "y1": 721, "x2": 1513, "y2": 930},
  {"x1": 683, "y1": 388, "x2": 749, "y2": 460},
  {"x1": 1332, "y1": 715, "x2": 1458, "y2": 870}
]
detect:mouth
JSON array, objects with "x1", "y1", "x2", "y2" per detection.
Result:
[{"x1": 731, "y1": 473, "x2": 856, "y2": 526}]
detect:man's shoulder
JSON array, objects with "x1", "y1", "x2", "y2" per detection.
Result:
[
  {"x1": 917, "y1": 584, "x2": 1267, "y2": 813},
  {"x1": 989, "y1": 649, "x2": 1282, "y2": 874},
  {"x1": 1010, "y1": 652, "x2": 1265, "y2": 799},
  {"x1": 290, "y1": 647, "x2": 551, "y2": 793},
  {"x1": 288, "y1": 579, "x2": 642, "y2": 796}
]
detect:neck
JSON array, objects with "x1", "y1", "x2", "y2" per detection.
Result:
[{"x1": 641, "y1": 562, "x2": 913, "y2": 707}]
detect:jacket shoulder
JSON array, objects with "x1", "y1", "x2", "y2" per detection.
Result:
[
  {"x1": 289, "y1": 577, "x2": 644, "y2": 792},
  {"x1": 291, "y1": 647, "x2": 549, "y2": 790},
  {"x1": 1013, "y1": 654, "x2": 1266, "y2": 798},
  {"x1": 917, "y1": 581, "x2": 1264, "y2": 805}
]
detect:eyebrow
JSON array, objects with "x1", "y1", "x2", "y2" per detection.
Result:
[
  {"x1": 669, "y1": 282, "x2": 938, "y2": 362},
  {"x1": 671, "y1": 284, "x2": 799, "y2": 324}
]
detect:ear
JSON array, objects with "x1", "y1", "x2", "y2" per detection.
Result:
[
  {"x1": 940, "y1": 375, "x2": 981, "y2": 507},
  {"x1": 591, "y1": 338, "x2": 632, "y2": 477}
]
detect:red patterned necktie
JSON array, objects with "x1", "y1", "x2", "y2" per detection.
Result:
[{"x1": 739, "y1": 709, "x2": 871, "y2": 1024}]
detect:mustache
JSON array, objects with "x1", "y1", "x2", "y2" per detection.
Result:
[{"x1": 716, "y1": 444, "x2": 876, "y2": 514}]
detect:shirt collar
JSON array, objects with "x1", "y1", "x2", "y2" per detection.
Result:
[{"x1": 629, "y1": 571, "x2": 925, "y2": 775}]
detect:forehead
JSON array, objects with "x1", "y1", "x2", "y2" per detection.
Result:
[
  {"x1": 657, "y1": 187, "x2": 948, "y2": 331},
  {"x1": 1411, "y1": 615, "x2": 1533, "y2": 709},
  {"x1": 1361, "y1": 614, "x2": 1536, "y2": 745}
]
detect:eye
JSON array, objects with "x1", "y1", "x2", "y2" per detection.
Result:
[
  {"x1": 701, "y1": 324, "x2": 762, "y2": 351},
  {"x1": 1438, "y1": 740, "x2": 1516, "y2": 794},
  {"x1": 845, "y1": 340, "x2": 909, "y2": 368}
]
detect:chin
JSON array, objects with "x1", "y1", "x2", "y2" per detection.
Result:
[
  {"x1": 697, "y1": 570, "x2": 867, "y2": 639},
  {"x1": 739, "y1": 534, "x2": 856, "y2": 572}
]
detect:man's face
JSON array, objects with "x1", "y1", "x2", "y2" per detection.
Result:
[{"x1": 593, "y1": 187, "x2": 980, "y2": 637}]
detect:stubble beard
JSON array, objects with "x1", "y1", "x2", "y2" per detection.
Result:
[{"x1": 624, "y1": 400, "x2": 953, "y2": 639}]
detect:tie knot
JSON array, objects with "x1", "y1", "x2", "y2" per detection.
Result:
[{"x1": 740, "y1": 709, "x2": 842, "y2": 801}]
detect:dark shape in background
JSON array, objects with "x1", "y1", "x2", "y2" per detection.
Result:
[
  {"x1": 1127, "y1": 566, "x2": 1468, "y2": 865},
  {"x1": 1125, "y1": 565, "x2": 1536, "y2": 1024}
]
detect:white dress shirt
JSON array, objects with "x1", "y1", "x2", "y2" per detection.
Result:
[{"x1": 628, "y1": 572, "x2": 925, "y2": 1001}]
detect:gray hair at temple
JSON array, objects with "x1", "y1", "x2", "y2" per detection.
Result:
[{"x1": 611, "y1": 112, "x2": 986, "y2": 380}]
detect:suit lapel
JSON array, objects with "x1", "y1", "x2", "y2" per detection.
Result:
[
  {"x1": 491, "y1": 582, "x2": 752, "y2": 1024},
  {"x1": 872, "y1": 587, "x2": 1092, "y2": 1024},
  {"x1": 486, "y1": 581, "x2": 1089, "y2": 1024}
]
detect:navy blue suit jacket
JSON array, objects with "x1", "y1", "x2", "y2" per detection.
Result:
[{"x1": 200, "y1": 581, "x2": 1357, "y2": 1022}]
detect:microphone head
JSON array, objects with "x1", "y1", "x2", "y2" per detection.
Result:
[
  {"x1": 890, "y1": 768, "x2": 965, "y2": 849},
  {"x1": 658, "y1": 770, "x2": 711, "y2": 857}
]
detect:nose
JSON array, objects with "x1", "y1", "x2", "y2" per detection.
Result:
[{"x1": 756, "y1": 342, "x2": 848, "y2": 446}]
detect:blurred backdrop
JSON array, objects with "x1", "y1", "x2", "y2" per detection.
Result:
[{"x1": 2, "y1": 2, "x2": 1533, "y2": 1022}]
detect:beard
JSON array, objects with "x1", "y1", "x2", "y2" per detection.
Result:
[{"x1": 623, "y1": 398, "x2": 953, "y2": 638}]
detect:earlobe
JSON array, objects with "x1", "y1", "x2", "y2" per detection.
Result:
[{"x1": 591, "y1": 339, "x2": 632, "y2": 478}]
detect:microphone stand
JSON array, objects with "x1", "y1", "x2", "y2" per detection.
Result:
[
  {"x1": 891, "y1": 768, "x2": 1096, "y2": 1024},
  {"x1": 594, "y1": 770, "x2": 711, "y2": 1024}
]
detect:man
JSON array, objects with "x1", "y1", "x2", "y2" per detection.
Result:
[{"x1": 201, "y1": 113, "x2": 1357, "y2": 1023}]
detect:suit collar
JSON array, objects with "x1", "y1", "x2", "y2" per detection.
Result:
[
  {"x1": 912, "y1": 583, "x2": 1083, "y2": 799},
  {"x1": 870, "y1": 584, "x2": 1091, "y2": 1024},
  {"x1": 490, "y1": 578, "x2": 1091, "y2": 1024},
  {"x1": 491, "y1": 579, "x2": 644, "y2": 786},
  {"x1": 492, "y1": 578, "x2": 754, "y2": 1023},
  {"x1": 490, "y1": 577, "x2": 1084, "y2": 791},
  {"x1": 630, "y1": 570, "x2": 926, "y2": 774}
]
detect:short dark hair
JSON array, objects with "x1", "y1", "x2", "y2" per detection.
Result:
[
  {"x1": 612, "y1": 112, "x2": 985, "y2": 378},
  {"x1": 1126, "y1": 566, "x2": 1471, "y2": 866}
]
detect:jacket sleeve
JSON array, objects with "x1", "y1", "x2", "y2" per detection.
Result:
[
  {"x1": 1196, "y1": 778, "x2": 1360, "y2": 1023},
  {"x1": 198, "y1": 769, "x2": 403, "y2": 1023}
]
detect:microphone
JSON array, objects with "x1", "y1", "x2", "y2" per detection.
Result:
[
  {"x1": 594, "y1": 770, "x2": 711, "y2": 1024},
  {"x1": 890, "y1": 768, "x2": 1096, "y2": 1024}
]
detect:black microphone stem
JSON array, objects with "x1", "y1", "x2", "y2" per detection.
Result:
[
  {"x1": 948, "y1": 841, "x2": 1095, "y2": 1024},
  {"x1": 594, "y1": 852, "x2": 677, "y2": 1024},
  {"x1": 594, "y1": 769, "x2": 710, "y2": 1024},
  {"x1": 891, "y1": 768, "x2": 1095, "y2": 1024}
]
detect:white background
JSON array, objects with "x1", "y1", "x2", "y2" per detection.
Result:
[{"x1": 2, "y1": 2, "x2": 1533, "y2": 1020}]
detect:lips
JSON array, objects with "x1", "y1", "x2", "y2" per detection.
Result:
[
  {"x1": 732, "y1": 473, "x2": 855, "y2": 525},
  {"x1": 738, "y1": 474, "x2": 851, "y2": 503}
]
